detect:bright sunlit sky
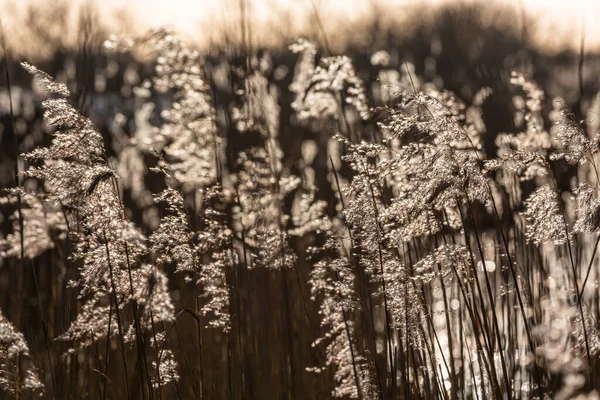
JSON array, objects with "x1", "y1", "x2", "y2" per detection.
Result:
[{"x1": 1, "y1": 0, "x2": 599, "y2": 56}]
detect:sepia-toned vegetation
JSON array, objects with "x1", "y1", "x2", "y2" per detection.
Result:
[{"x1": 2, "y1": 4, "x2": 600, "y2": 399}]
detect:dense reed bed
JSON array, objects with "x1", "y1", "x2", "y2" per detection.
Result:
[{"x1": 2, "y1": 27, "x2": 600, "y2": 400}]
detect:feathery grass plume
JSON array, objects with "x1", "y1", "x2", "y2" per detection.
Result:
[
  {"x1": 483, "y1": 150, "x2": 548, "y2": 181},
  {"x1": 466, "y1": 87, "x2": 493, "y2": 146},
  {"x1": 21, "y1": 96, "x2": 107, "y2": 209},
  {"x1": 151, "y1": 349, "x2": 179, "y2": 389},
  {"x1": 376, "y1": 138, "x2": 488, "y2": 243},
  {"x1": 233, "y1": 70, "x2": 280, "y2": 138},
  {"x1": 588, "y1": 92, "x2": 600, "y2": 153},
  {"x1": 523, "y1": 185, "x2": 567, "y2": 245},
  {"x1": 488, "y1": 72, "x2": 551, "y2": 195},
  {"x1": 150, "y1": 186, "x2": 195, "y2": 273},
  {"x1": 20, "y1": 63, "x2": 132, "y2": 291},
  {"x1": 289, "y1": 39, "x2": 317, "y2": 115},
  {"x1": 510, "y1": 71, "x2": 545, "y2": 130},
  {"x1": 484, "y1": 74, "x2": 552, "y2": 211},
  {"x1": 151, "y1": 165, "x2": 234, "y2": 331},
  {"x1": 19, "y1": 64, "x2": 178, "y2": 365},
  {"x1": 317, "y1": 307, "x2": 375, "y2": 399},
  {"x1": 56, "y1": 291, "x2": 117, "y2": 351},
  {"x1": 550, "y1": 98, "x2": 593, "y2": 165},
  {"x1": 147, "y1": 30, "x2": 235, "y2": 327},
  {"x1": 384, "y1": 258, "x2": 429, "y2": 349},
  {"x1": 307, "y1": 226, "x2": 377, "y2": 398},
  {"x1": 229, "y1": 61, "x2": 297, "y2": 269},
  {"x1": 128, "y1": 263, "x2": 178, "y2": 389},
  {"x1": 116, "y1": 101, "x2": 156, "y2": 209},
  {"x1": 413, "y1": 244, "x2": 470, "y2": 285},
  {"x1": 333, "y1": 139, "x2": 391, "y2": 258},
  {"x1": 426, "y1": 87, "x2": 485, "y2": 153},
  {"x1": 376, "y1": 87, "x2": 492, "y2": 215},
  {"x1": 0, "y1": 310, "x2": 44, "y2": 397},
  {"x1": 195, "y1": 185, "x2": 236, "y2": 330},
  {"x1": 379, "y1": 87, "x2": 478, "y2": 148},
  {"x1": 341, "y1": 173, "x2": 385, "y2": 279},
  {"x1": 289, "y1": 190, "x2": 330, "y2": 237},
  {"x1": 375, "y1": 145, "x2": 448, "y2": 242},
  {"x1": 70, "y1": 175, "x2": 147, "y2": 301},
  {"x1": 290, "y1": 39, "x2": 368, "y2": 121},
  {"x1": 21, "y1": 62, "x2": 70, "y2": 97},
  {"x1": 130, "y1": 264, "x2": 175, "y2": 335},
  {"x1": 236, "y1": 148, "x2": 296, "y2": 269},
  {"x1": 370, "y1": 50, "x2": 402, "y2": 104},
  {"x1": 573, "y1": 184, "x2": 600, "y2": 233},
  {"x1": 292, "y1": 182, "x2": 378, "y2": 398},
  {"x1": 152, "y1": 31, "x2": 218, "y2": 191},
  {"x1": 0, "y1": 190, "x2": 66, "y2": 259}
]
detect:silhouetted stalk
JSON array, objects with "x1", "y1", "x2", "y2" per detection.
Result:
[
  {"x1": 154, "y1": 310, "x2": 203, "y2": 398},
  {"x1": 417, "y1": 347, "x2": 434, "y2": 399},
  {"x1": 579, "y1": 235, "x2": 600, "y2": 297},
  {"x1": 30, "y1": 258, "x2": 57, "y2": 396},
  {"x1": 458, "y1": 306, "x2": 466, "y2": 400},
  {"x1": 149, "y1": 310, "x2": 162, "y2": 400},
  {"x1": 421, "y1": 312, "x2": 451, "y2": 400},
  {"x1": 577, "y1": 7, "x2": 586, "y2": 117},
  {"x1": 410, "y1": 346, "x2": 423, "y2": 399},
  {"x1": 124, "y1": 243, "x2": 152, "y2": 400},
  {"x1": 91, "y1": 336, "x2": 103, "y2": 397},
  {"x1": 171, "y1": 320, "x2": 196, "y2": 398},
  {"x1": 462, "y1": 328, "x2": 480, "y2": 400},
  {"x1": 262, "y1": 132, "x2": 299, "y2": 399},
  {"x1": 309, "y1": 0, "x2": 332, "y2": 55},
  {"x1": 102, "y1": 300, "x2": 113, "y2": 400},
  {"x1": 402, "y1": 243, "x2": 419, "y2": 400},
  {"x1": 103, "y1": 231, "x2": 132, "y2": 400},
  {"x1": 195, "y1": 296, "x2": 204, "y2": 400},
  {"x1": 230, "y1": 250, "x2": 251, "y2": 396},
  {"x1": 159, "y1": 321, "x2": 183, "y2": 400}
]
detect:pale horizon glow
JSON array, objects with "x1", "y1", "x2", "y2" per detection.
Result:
[{"x1": 1, "y1": 0, "x2": 599, "y2": 57}]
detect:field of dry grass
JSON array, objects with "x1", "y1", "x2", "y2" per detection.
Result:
[{"x1": 2, "y1": 3, "x2": 600, "y2": 399}]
